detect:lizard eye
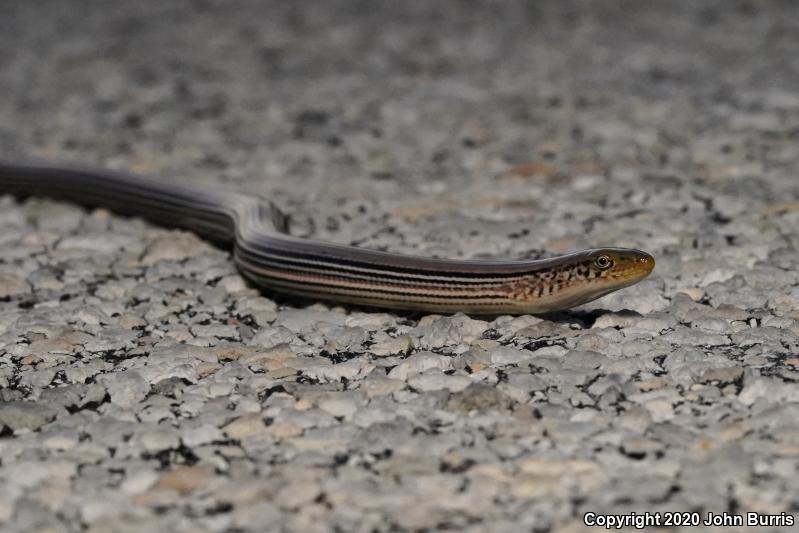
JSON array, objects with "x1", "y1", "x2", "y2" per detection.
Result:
[{"x1": 594, "y1": 255, "x2": 612, "y2": 269}]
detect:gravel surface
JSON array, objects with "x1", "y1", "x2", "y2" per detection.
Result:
[{"x1": 2, "y1": 1, "x2": 799, "y2": 532}]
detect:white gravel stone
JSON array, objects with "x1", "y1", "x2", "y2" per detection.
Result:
[
  {"x1": 120, "y1": 469, "x2": 160, "y2": 495},
  {"x1": 190, "y1": 324, "x2": 239, "y2": 339},
  {"x1": 387, "y1": 352, "x2": 454, "y2": 381},
  {"x1": 408, "y1": 369, "x2": 473, "y2": 392},
  {"x1": 488, "y1": 346, "x2": 533, "y2": 366},
  {"x1": 317, "y1": 394, "x2": 362, "y2": 419},
  {"x1": 369, "y1": 332, "x2": 414, "y2": 356},
  {"x1": 643, "y1": 399, "x2": 675, "y2": 422},
  {"x1": 137, "y1": 428, "x2": 181, "y2": 452},
  {"x1": 275, "y1": 309, "x2": 347, "y2": 334},
  {"x1": 415, "y1": 314, "x2": 488, "y2": 353},
  {"x1": 181, "y1": 423, "x2": 224, "y2": 447},
  {"x1": 100, "y1": 370, "x2": 151, "y2": 408}
]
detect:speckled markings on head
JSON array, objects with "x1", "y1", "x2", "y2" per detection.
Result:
[{"x1": 499, "y1": 248, "x2": 655, "y2": 314}]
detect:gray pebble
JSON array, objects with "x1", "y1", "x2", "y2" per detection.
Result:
[{"x1": 0, "y1": 402, "x2": 57, "y2": 432}]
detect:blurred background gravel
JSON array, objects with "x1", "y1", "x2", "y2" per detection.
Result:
[{"x1": 1, "y1": 1, "x2": 798, "y2": 532}]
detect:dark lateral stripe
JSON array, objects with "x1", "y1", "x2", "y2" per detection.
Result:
[
  {"x1": 234, "y1": 245, "x2": 524, "y2": 287},
  {"x1": 241, "y1": 271, "x2": 513, "y2": 305},
  {"x1": 1, "y1": 170, "x2": 236, "y2": 243},
  {"x1": 2, "y1": 176, "x2": 227, "y2": 233},
  {"x1": 236, "y1": 257, "x2": 512, "y2": 301},
  {"x1": 267, "y1": 286, "x2": 511, "y2": 309},
  {"x1": 3, "y1": 170, "x2": 232, "y2": 224},
  {"x1": 238, "y1": 236, "x2": 541, "y2": 282}
]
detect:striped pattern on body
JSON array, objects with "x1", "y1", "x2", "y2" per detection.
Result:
[{"x1": 0, "y1": 161, "x2": 655, "y2": 314}]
